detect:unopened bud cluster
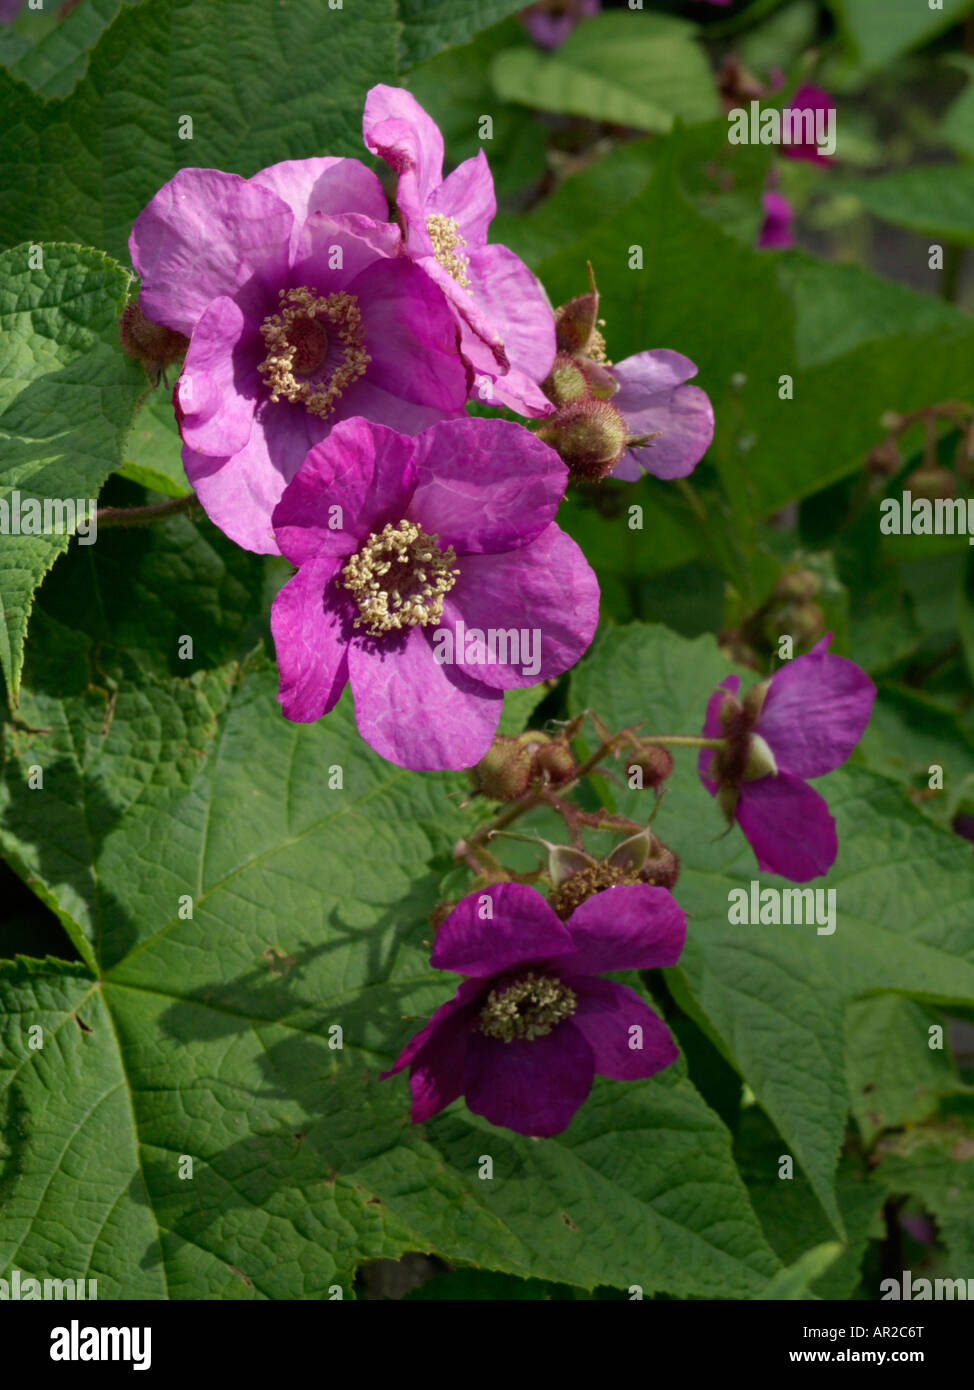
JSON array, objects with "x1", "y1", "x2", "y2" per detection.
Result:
[
  {"x1": 535, "y1": 269, "x2": 634, "y2": 481},
  {"x1": 471, "y1": 730, "x2": 576, "y2": 802}
]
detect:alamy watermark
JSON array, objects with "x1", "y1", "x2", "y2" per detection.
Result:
[
  {"x1": 880, "y1": 491, "x2": 974, "y2": 542},
  {"x1": 432, "y1": 620, "x2": 542, "y2": 678},
  {"x1": 727, "y1": 100, "x2": 836, "y2": 158},
  {"x1": 0, "y1": 492, "x2": 98, "y2": 545},
  {"x1": 0, "y1": 1268, "x2": 97, "y2": 1300},
  {"x1": 727, "y1": 880, "x2": 837, "y2": 935}
]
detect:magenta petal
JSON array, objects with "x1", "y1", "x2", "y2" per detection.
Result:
[
  {"x1": 176, "y1": 297, "x2": 260, "y2": 457},
  {"x1": 431, "y1": 883, "x2": 574, "y2": 978},
  {"x1": 382, "y1": 980, "x2": 484, "y2": 1123},
  {"x1": 736, "y1": 773, "x2": 838, "y2": 882},
  {"x1": 130, "y1": 168, "x2": 293, "y2": 337},
  {"x1": 363, "y1": 83, "x2": 444, "y2": 227},
  {"x1": 347, "y1": 625, "x2": 502, "y2": 770},
  {"x1": 382, "y1": 979, "x2": 485, "y2": 1077},
  {"x1": 609, "y1": 350, "x2": 714, "y2": 481},
  {"x1": 699, "y1": 674, "x2": 740, "y2": 791},
  {"x1": 756, "y1": 190, "x2": 794, "y2": 250},
  {"x1": 428, "y1": 150, "x2": 496, "y2": 248},
  {"x1": 464, "y1": 1025, "x2": 594, "y2": 1137},
  {"x1": 273, "y1": 419, "x2": 417, "y2": 565},
  {"x1": 182, "y1": 399, "x2": 330, "y2": 555},
  {"x1": 441, "y1": 528, "x2": 599, "y2": 690},
  {"x1": 334, "y1": 376, "x2": 464, "y2": 436},
  {"x1": 567, "y1": 978, "x2": 678, "y2": 1080},
  {"x1": 250, "y1": 156, "x2": 388, "y2": 260},
  {"x1": 291, "y1": 210, "x2": 401, "y2": 292},
  {"x1": 408, "y1": 418, "x2": 567, "y2": 555},
  {"x1": 271, "y1": 559, "x2": 351, "y2": 722},
  {"x1": 754, "y1": 636, "x2": 876, "y2": 779},
  {"x1": 552, "y1": 885, "x2": 687, "y2": 973},
  {"x1": 464, "y1": 244, "x2": 556, "y2": 397},
  {"x1": 351, "y1": 259, "x2": 468, "y2": 413}
]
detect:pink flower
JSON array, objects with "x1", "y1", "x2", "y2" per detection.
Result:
[
  {"x1": 756, "y1": 189, "x2": 794, "y2": 249},
  {"x1": 270, "y1": 416, "x2": 599, "y2": 770},
  {"x1": 609, "y1": 350, "x2": 715, "y2": 482},
  {"x1": 130, "y1": 160, "x2": 468, "y2": 553},
  {"x1": 383, "y1": 882, "x2": 685, "y2": 1136},
  {"x1": 521, "y1": 0, "x2": 600, "y2": 49},
  {"x1": 781, "y1": 84, "x2": 835, "y2": 166},
  {"x1": 363, "y1": 85, "x2": 556, "y2": 417},
  {"x1": 698, "y1": 635, "x2": 876, "y2": 882}
]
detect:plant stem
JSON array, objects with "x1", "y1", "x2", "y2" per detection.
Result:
[{"x1": 95, "y1": 494, "x2": 199, "y2": 528}]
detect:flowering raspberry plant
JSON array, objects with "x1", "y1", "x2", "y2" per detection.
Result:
[{"x1": 4, "y1": 0, "x2": 974, "y2": 1315}]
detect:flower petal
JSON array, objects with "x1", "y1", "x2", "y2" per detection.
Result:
[
  {"x1": 407, "y1": 417, "x2": 567, "y2": 555},
  {"x1": 551, "y1": 884, "x2": 687, "y2": 973},
  {"x1": 250, "y1": 156, "x2": 389, "y2": 260},
  {"x1": 363, "y1": 83, "x2": 444, "y2": 227},
  {"x1": 130, "y1": 168, "x2": 293, "y2": 337},
  {"x1": 736, "y1": 772, "x2": 838, "y2": 882},
  {"x1": 609, "y1": 350, "x2": 714, "y2": 481},
  {"x1": 464, "y1": 1024, "x2": 594, "y2": 1137},
  {"x1": 382, "y1": 979, "x2": 485, "y2": 1123},
  {"x1": 347, "y1": 624, "x2": 502, "y2": 770},
  {"x1": 464, "y1": 244, "x2": 556, "y2": 403},
  {"x1": 272, "y1": 418, "x2": 417, "y2": 565},
  {"x1": 428, "y1": 149, "x2": 496, "y2": 248},
  {"x1": 755, "y1": 635, "x2": 876, "y2": 779},
  {"x1": 271, "y1": 558, "x2": 351, "y2": 722},
  {"x1": 290, "y1": 210, "x2": 401, "y2": 292},
  {"x1": 440, "y1": 527, "x2": 599, "y2": 690},
  {"x1": 176, "y1": 296, "x2": 261, "y2": 457},
  {"x1": 182, "y1": 397, "x2": 331, "y2": 554},
  {"x1": 567, "y1": 977, "x2": 678, "y2": 1080},
  {"x1": 431, "y1": 882, "x2": 575, "y2": 977},
  {"x1": 350, "y1": 258, "x2": 469, "y2": 414}
]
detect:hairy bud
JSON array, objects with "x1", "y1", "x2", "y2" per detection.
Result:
[
  {"x1": 629, "y1": 743, "x2": 674, "y2": 790},
  {"x1": 905, "y1": 465, "x2": 956, "y2": 502},
  {"x1": 119, "y1": 302, "x2": 188, "y2": 381},
  {"x1": 554, "y1": 291, "x2": 600, "y2": 356},
  {"x1": 536, "y1": 399, "x2": 628, "y2": 480},
  {"x1": 471, "y1": 736, "x2": 534, "y2": 802}
]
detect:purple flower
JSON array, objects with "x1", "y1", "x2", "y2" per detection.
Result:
[
  {"x1": 608, "y1": 350, "x2": 715, "y2": 482},
  {"x1": 363, "y1": 85, "x2": 556, "y2": 417},
  {"x1": 270, "y1": 415, "x2": 599, "y2": 770},
  {"x1": 130, "y1": 159, "x2": 469, "y2": 553},
  {"x1": 698, "y1": 635, "x2": 876, "y2": 882},
  {"x1": 521, "y1": 0, "x2": 600, "y2": 49},
  {"x1": 382, "y1": 882, "x2": 685, "y2": 1136},
  {"x1": 781, "y1": 84, "x2": 835, "y2": 166},
  {"x1": 1, "y1": 0, "x2": 22, "y2": 22},
  {"x1": 756, "y1": 189, "x2": 794, "y2": 250}
]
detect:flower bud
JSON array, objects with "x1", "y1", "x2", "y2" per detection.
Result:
[
  {"x1": 119, "y1": 302, "x2": 188, "y2": 380},
  {"x1": 530, "y1": 735, "x2": 576, "y2": 785},
  {"x1": 641, "y1": 834, "x2": 680, "y2": 891},
  {"x1": 628, "y1": 743, "x2": 673, "y2": 790},
  {"x1": 554, "y1": 291, "x2": 599, "y2": 356},
  {"x1": 541, "y1": 353, "x2": 590, "y2": 407},
  {"x1": 905, "y1": 465, "x2": 956, "y2": 501},
  {"x1": 535, "y1": 399, "x2": 628, "y2": 480},
  {"x1": 471, "y1": 736, "x2": 534, "y2": 801},
  {"x1": 773, "y1": 569, "x2": 820, "y2": 603},
  {"x1": 866, "y1": 437, "x2": 900, "y2": 478}
]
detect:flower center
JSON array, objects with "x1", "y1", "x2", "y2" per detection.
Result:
[
  {"x1": 341, "y1": 520, "x2": 459, "y2": 636},
  {"x1": 258, "y1": 286, "x2": 370, "y2": 419},
  {"x1": 425, "y1": 214, "x2": 470, "y2": 288},
  {"x1": 479, "y1": 972, "x2": 578, "y2": 1043}
]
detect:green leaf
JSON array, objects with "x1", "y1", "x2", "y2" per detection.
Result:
[
  {"x1": 846, "y1": 995, "x2": 967, "y2": 1147},
  {"x1": 878, "y1": 1116, "x2": 974, "y2": 1275},
  {"x1": 0, "y1": 572, "x2": 780, "y2": 1296},
  {"x1": 570, "y1": 622, "x2": 974, "y2": 1232},
  {"x1": 841, "y1": 167, "x2": 974, "y2": 246},
  {"x1": 396, "y1": 0, "x2": 529, "y2": 70},
  {"x1": 1, "y1": 0, "x2": 401, "y2": 262},
  {"x1": 0, "y1": 242, "x2": 145, "y2": 703},
  {"x1": 489, "y1": 12, "x2": 719, "y2": 133},
  {"x1": 942, "y1": 57, "x2": 974, "y2": 161},
  {"x1": 0, "y1": 0, "x2": 132, "y2": 100},
  {"x1": 827, "y1": 0, "x2": 974, "y2": 70},
  {"x1": 118, "y1": 396, "x2": 191, "y2": 499},
  {"x1": 754, "y1": 1243, "x2": 844, "y2": 1300}
]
